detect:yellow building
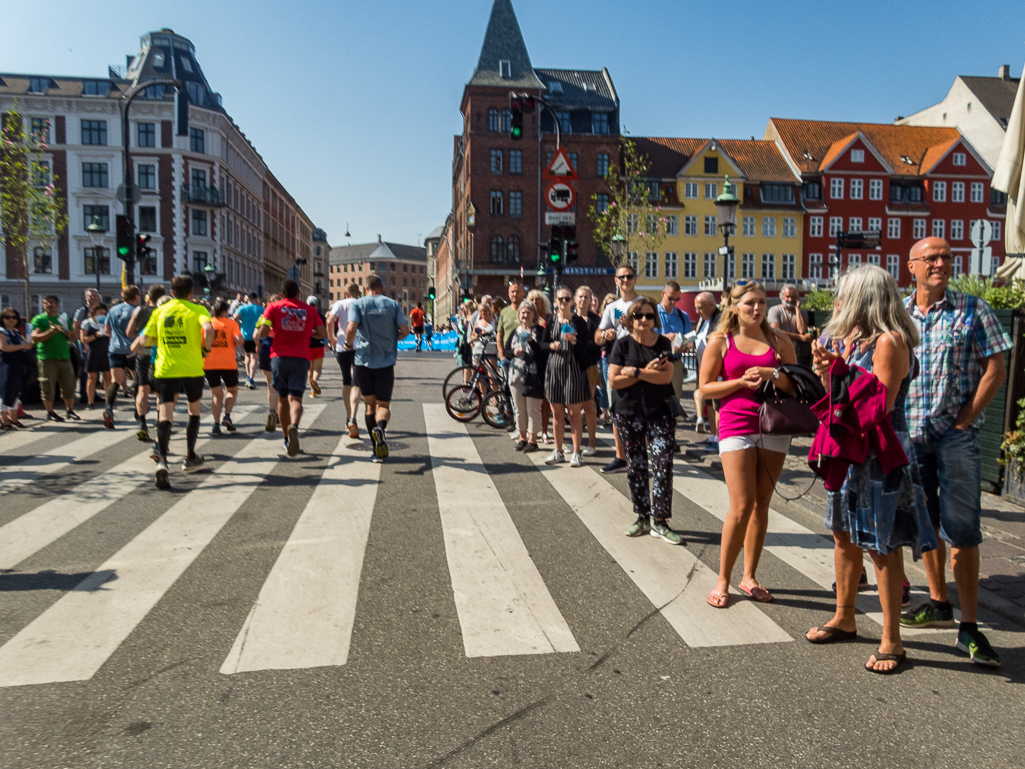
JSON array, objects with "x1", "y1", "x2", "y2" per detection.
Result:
[{"x1": 630, "y1": 138, "x2": 805, "y2": 299}]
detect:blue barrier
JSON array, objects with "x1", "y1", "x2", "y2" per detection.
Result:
[{"x1": 397, "y1": 330, "x2": 459, "y2": 351}]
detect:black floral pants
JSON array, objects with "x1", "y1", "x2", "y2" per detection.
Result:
[{"x1": 612, "y1": 411, "x2": 675, "y2": 520}]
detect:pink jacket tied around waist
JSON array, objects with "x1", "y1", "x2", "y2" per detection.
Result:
[{"x1": 807, "y1": 357, "x2": 908, "y2": 491}]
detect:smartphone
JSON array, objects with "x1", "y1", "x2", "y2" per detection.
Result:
[{"x1": 657, "y1": 351, "x2": 672, "y2": 361}]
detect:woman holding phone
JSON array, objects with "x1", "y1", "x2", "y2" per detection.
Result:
[{"x1": 541, "y1": 286, "x2": 590, "y2": 466}]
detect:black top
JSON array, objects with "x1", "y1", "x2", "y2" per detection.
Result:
[
  {"x1": 540, "y1": 314, "x2": 591, "y2": 372},
  {"x1": 0, "y1": 327, "x2": 29, "y2": 371},
  {"x1": 609, "y1": 334, "x2": 674, "y2": 419}
]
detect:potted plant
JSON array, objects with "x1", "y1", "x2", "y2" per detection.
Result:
[{"x1": 1001, "y1": 398, "x2": 1025, "y2": 506}]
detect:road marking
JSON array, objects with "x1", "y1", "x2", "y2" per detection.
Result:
[
  {"x1": 0, "y1": 404, "x2": 325, "y2": 688},
  {"x1": 0, "y1": 407, "x2": 255, "y2": 570},
  {"x1": 222, "y1": 432, "x2": 380, "y2": 674},
  {"x1": 0, "y1": 415, "x2": 108, "y2": 456},
  {"x1": 423, "y1": 404, "x2": 579, "y2": 658},
  {"x1": 528, "y1": 454, "x2": 792, "y2": 648},
  {"x1": 0, "y1": 426, "x2": 131, "y2": 493}
]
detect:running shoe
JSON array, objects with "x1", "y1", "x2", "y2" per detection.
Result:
[
  {"x1": 182, "y1": 454, "x2": 205, "y2": 474},
  {"x1": 287, "y1": 424, "x2": 300, "y2": 457},
  {"x1": 149, "y1": 443, "x2": 161, "y2": 462},
  {"x1": 10, "y1": 419, "x2": 26, "y2": 429},
  {"x1": 544, "y1": 449, "x2": 564, "y2": 465},
  {"x1": 155, "y1": 461, "x2": 170, "y2": 489},
  {"x1": 137, "y1": 426, "x2": 150, "y2": 442},
  {"x1": 211, "y1": 423, "x2": 222, "y2": 437},
  {"x1": 570, "y1": 452, "x2": 583, "y2": 467},
  {"x1": 695, "y1": 418, "x2": 707, "y2": 435},
  {"x1": 221, "y1": 415, "x2": 237, "y2": 433},
  {"x1": 650, "y1": 520, "x2": 684, "y2": 545},
  {"x1": 246, "y1": 378, "x2": 257, "y2": 391},
  {"x1": 955, "y1": 627, "x2": 1001, "y2": 668},
  {"x1": 581, "y1": 446, "x2": 598, "y2": 457},
  {"x1": 102, "y1": 409, "x2": 115, "y2": 430},
  {"x1": 900, "y1": 601, "x2": 955, "y2": 628},
  {"x1": 625, "y1": 515, "x2": 651, "y2": 537},
  {"x1": 601, "y1": 457, "x2": 627, "y2": 474},
  {"x1": 265, "y1": 412, "x2": 277, "y2": 433},
  {"x1": 65, "y1": 410, "x2": 81, "y2": 421},
  {"x1": 310, "y1": 381, "x2": 321, "y2": 397},
  {"x1": 47, "y1": 411, "x2": 65, "y2": 422},
  {"x1": 347, "y1": 420, "x2": 360, "y2": 439},
  {"x1": 371, "y1": 426, "x2": 388, "y2": 460}
]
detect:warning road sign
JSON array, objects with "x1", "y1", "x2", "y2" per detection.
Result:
[
  {"x1": 545, "y1": 181, "x2": 576, "y2": 211},
  {"x1": 542, "y1": 147, "x2": 579, "y2": 181}
]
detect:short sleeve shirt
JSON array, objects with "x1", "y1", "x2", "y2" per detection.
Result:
[
  {"x1": 262, "y1": 299, "x2": 318, "y2": 359},
  {"x1": 329, "y1": 298, "x2": 356, "y2": 352},
  {"x1": 105, "y1": 302, "x2": 137, "y2": 356},
  {"x1": 656, "y1": 303, "x2": 690, "y2": 344},
  {"x1": 497, "y1": 304, "x2": 521, "y2": 349},
  {"x1": 30, "y1": 313, "x2": 71, "y2": 360},
  {"x1": 409, "y1": 308, "x2": 426, "y2": 328},
  {"x1": 609, "y1": 335, "x2": 673, "y2": 419},
  {"x1": 766, "y1": 304, "x2": 807, "y2": 335},
  {"x1": 204, "y1": 316, "x2": 241, "y2": 370},
  {"x1": 143, "y1": 298, "x2": 211, "y2": 379},
  {"x1": 235, "y1": 303, "x2": 264, "y2": 341},
  {"x1": 349, "y1": 294, "x2": 406, "y2": 369},
  {"x1": 599, "y1": 298, "x2": 635, "y2": 340}
]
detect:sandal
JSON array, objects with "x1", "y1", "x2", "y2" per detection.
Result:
[
  {"x1": 806, "y1": 625, "x2": 857, "y2": 645},
  {"x1": 865, "y1": 649, "x2": 907, "y2": 675},
  {"x1": 706, "y1": 590, "x2": 729, "y2": 609},
  {"x1": 738, "y1": 583, "x2": 773, "y2": 603}
]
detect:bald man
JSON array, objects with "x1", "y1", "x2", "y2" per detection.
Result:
[{"x1": 692, "y1": 291, "x2": 721, "y2": 441}]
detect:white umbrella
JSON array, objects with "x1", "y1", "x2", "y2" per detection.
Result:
[{"x1": 994, "y1": 58, "x2": 1025, "y2": 280}]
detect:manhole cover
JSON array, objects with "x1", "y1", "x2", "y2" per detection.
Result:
[{"x1": 347, "y1": 440, "x2": 409, "y2": 453}]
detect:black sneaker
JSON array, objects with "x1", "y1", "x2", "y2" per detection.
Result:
[
  {"x1": 182, "y1": 454, "x2": 205, "y2": 474},
  {"x1": 372, "y1": 426, "x2": 388, "y2": 459},
  {"x1": 601, "y1": 457, "x2": 628, "y2": 474},
  {"x1": 286, "y1": 424, "x2": 300, "y2": 457},
  {"x1": 522, "y1": 442, "x2": 539, "y2": 453},
  {"x1": 221, "y1": 414, "x2": 237, "y2": 433},
  {"x1": 210, "y1": 423, "x2": 222, "y2": 437},
  {"x1": 155, "y1": 461, "x2": 170, "y2": 489},
  {"x1": 47, "y1": 411, "x2": 65, "y2": 422},
  {"x1": 900, "y1": 601, "x2": 955, "y2": 628},
  {"x1": 65, "y1": 410, "x2": 81, "y2": 421},
  {"x1": 955, "y1": 627, "x2": 1001, "y2": 668}
]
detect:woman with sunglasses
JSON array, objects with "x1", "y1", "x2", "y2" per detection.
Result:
[
  {"x1": 79, "y1": 303, "x2": 112, "y2": 408},
  {"x1": 541, "y1": 287, "x2": 590, "y2": 466},
  {"x1": 1, "y1": 308, "x2": 33, "y2": 429},
  {"x1": 700, "y1": 281, "x2": 797, "y2": 607},
  {"x1": 607, "y1": 296, "x2": 681, "y2": 543},
  {"x1": 573, "y1": 285, "x2": 602, "y2": 456}
]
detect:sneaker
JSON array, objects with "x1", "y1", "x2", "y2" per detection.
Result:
[
  {"x1": 522, "y1": 442, "x2": 539, "y2": 453},
  {"x1": 182, "y1": 454, "x2": 206, "y2": 474},
  {"x1": 570, "y1": 452, "x2": 583, "y2": 467},
  {"x1": 544, "y1": 449, "x2": 564, "y2": 465},
  {"x1": 211, "y1": 424, "x2": 222, "y2": 437},
  {"x1": 310, "y1": 381, "x2": 321, "y2": 397},
  {"x1": 155, "y1": 461, "x2": 170, "y2": 489},
  {"x1": 955, "y1": 627, "x2": 1001, "y2": 668},
  {"x1": 246, "y1": 378, "x2": 257, "y2": 390},
  {"x1": 581, "y1": 446, "x2": 598, "y2": 457},
  {"x1": 900, "y1": 601, "x2": 955, "y2": 628},
  {"x1": 371, "y1": 454, "x2": 384, "y2": 464},
  {"x1": 150, "y1": 443, "x2": 161, "y2": 462},
  {"x1": 901, "y1": 579, "x2": 912, "y2": 608},
  {"x1": 347, "y1": 420, "x2": 360, "y2": 439},
  {"x1": 372, "y1": 426, "x2": 388, "y2": 459},
  {"x1": 136, "y1": 426, "x2": 150, "y2": 442},
  {"x1": 221, "y1": 415, "x2": 236, "y2": 432},
  {"x1": 695, "y1": 418, "x2": 707, "y2": 435},
  {"x1": 832, "y1": 568, "x2": 870, "y2": 593},
  {"x1": 514, "y1": 440, "x2": 528, "y2": 451},
  {"x1": 287, "y1": 424, "x2": 300, "y2": 457},
  {"x1": 625, "y1": 515, "x2": 651, "y2": 537},
  {"x1": 265, "y1": 412, "x2": 277, "y2": 433},
  {"x1": 65, "y1": 410, "x2": 81, "y2": 421},
  {"x1": 601, "y1": 457, "x2": 627, "y2": 474},
  {"x1": 650, "y1": 519, "x2": 684, "y2": 545},
  {"x1": 47, "y1": 411, "x2": 65, "y2": 423},
  {"x1": 102, "y1": 409, "x2": 115, "y2": 430}
]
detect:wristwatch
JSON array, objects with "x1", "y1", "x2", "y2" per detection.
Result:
[{"x1": 633, "y1": 366, "x2": 641, "y2": 378}]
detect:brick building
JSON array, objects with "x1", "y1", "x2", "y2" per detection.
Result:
[{"x1": 328, "y1": 236, "x2": 427, "y2": 316}]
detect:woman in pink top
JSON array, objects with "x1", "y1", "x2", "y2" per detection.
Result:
[{"x1": 699, "y1": 282, "x2": 797, "y2": 608}]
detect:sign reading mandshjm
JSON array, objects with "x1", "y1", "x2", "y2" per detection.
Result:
[{"x1": 546, "y1": 181, "x2": 575, "y2": 211}]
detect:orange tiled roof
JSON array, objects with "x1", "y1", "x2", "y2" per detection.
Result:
[
  {"x1": 767, "y1": 118, "x2": 963, "y2": 177},
  {"x1": 819, "y1": 132, "x2": 861, "y2": 170},
  {"x1": 633, "y1": 136, "x2": 799, "y2": 183},
  {"x1": 920, "y1": 136, "x2": 962, "y2": 174}
]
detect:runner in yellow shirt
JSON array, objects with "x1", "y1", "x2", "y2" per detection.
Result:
[{"x1": 139, "y1": 274, "x2": 214, "y2": 489}]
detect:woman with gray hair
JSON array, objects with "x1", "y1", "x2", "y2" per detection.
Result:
[{"x1": 805, "y1": 265, "x2": 937, "y2": 674}]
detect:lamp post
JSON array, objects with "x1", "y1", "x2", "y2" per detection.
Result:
[
  {"x1": 715, "y1": 176, "x2": 739, "y2": 288},
  {"x1": 610, "y1": 229, "x2": 626, "y2": 296},
  {"x1": 203, "y1": 261, "x2": 215, "y2": 296},
  {"x1": 86, "y1": 216, "x2": 107, "y2": 295}
]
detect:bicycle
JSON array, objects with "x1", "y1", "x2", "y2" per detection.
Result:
[{"x1": 445, "y1": 349, "x2": 511, "y2": 425}]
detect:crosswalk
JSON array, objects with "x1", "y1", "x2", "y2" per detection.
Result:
[{"x1": 0, "y1": 399, "x2": 947, "y2": 688}]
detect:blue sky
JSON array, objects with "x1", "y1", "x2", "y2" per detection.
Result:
[{"x1": 2, "y1": 0, "x2": 1023, "y2": 247}]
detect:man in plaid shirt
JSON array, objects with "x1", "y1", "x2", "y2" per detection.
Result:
[{"x1": 901, "y1": 237, "x2": 1012, "y2": 668}]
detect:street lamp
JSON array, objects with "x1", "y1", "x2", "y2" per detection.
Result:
[
  {"x1": 715, "y1": 176, "x2": 739, "y2": 287},
  {"x1": 203, "y1": 261, "x2": 215, "y2": 296},
  {"x1": 610, "y1": 229, "x2": 627, "y2": 295},
  {"x1": 86, "y1": 216, "x2": 107, "y2": 294}
]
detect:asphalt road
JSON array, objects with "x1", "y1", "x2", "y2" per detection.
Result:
[{"x1": 1, "y1": 351, "x2": 1023, "y2": 769}]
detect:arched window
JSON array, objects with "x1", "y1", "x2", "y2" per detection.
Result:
[
  {"x1": 506, "y1": 234, "x2": 520, "y2": 263},
  {"x1": 501, "y1": 109, "x2": 512, "y2": 133},
  {"x1": 488, "y1": 108, "x2": 500, "y2": 132},
  {"x1": 490, "y1": 235, "x2": 505, "y2": 262}
]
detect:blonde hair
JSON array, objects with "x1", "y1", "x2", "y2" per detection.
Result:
[
  {"x1": 517, "y1": 301, "x2": 539, "y2": 324},
  {"x1": 714, "y1": 281, "x2": 778, "y2": 351},
  {"x1": 599, "y1": 292, "x2": 617, "y2": 317},
  {"x1": 575, "y1": 285, "x2": 593, "y2": 304},
  {"x1": 527, "y1": 289, "x2": 551, "y2": 318},
  {"x1": 825, "y1": 265, "x2": 919, "y2": 349}
]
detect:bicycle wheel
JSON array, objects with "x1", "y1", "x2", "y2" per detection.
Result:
[
  {"x1": 445, "y1": 385, "x2": 482, "y2": 422},
  {"x1": 442, "y1": 366, "x2": 475, "y2": 400},
  {"x1": 481, "y1": 388, "x2": 512, "y2": 429}
]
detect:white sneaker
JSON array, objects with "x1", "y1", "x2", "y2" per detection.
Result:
[
  {"x1": 695, "y1": 418, "x2": 707, "y2": 434},
  {"x1": 570, "y1": 452, "x2": 583, "y2": 467},
  {"x1": 544, "y1": 449, "x2": 564, "y2": 465},
  {"x1": 581, "y1": 446, "x2": 598, "y2": 457}
]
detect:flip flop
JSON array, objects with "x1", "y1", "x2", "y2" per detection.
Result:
[
  {"x1": 865, "y1": 649, "x2": 907, "y2": 675},
  {"x1": 738, "y1": 584, "x2": 773, "y2": 603},
  {"x1": 806, "y1": 625, "x2": 858, "y2": 645},
  {"x1": 706, "y1": 590, "x2": 729, "y2": 609}
]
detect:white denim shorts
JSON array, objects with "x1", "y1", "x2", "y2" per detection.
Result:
[{"x1": 719, "y1": 433, "x2": 792, "y2": 455}]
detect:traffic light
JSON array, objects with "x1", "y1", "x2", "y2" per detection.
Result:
[
  {"x1": 509, "y1": 95, "x2": 524, "y2": 140},
  {"x1": 134, "y1": 233, "x2": 151, "y2": 262},
  {"x1": 115, "y1": 215, "x2": 133, "y2": 261},
  {"x1": 564, "y1": 226, "x2": 578, "y2": 263},
  {"x1": 549, "y1": 226, "x2": 564, "y2": 269},
  {"x1": 427, "y1": 285, "x2": 436, "y2": 301}
]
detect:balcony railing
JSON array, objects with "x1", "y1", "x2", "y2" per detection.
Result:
[{"x1": 181, "y1": 184, "x2": 226, "y2": 207}]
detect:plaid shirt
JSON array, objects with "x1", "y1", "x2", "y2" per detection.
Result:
[{"x1": 905, "y1": 290, "x2": 1012, "y2": 442}]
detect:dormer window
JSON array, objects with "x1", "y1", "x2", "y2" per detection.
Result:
[
  {"x1": 851, "y1": 149, "x2": 864, "y2": 163},
  {"x1": 28, "y1": 78, "x2": 50, "y2": 94},
  {"x1": 179, "y1": 55, "x2": 194, "y2": 74},
  {"x1": 82, "y1": 80, "x2": 110, "y2": 96},
  {"x1": 152, "y1": 51, "x2": 166, "y2": 68},
  {"x1": 549, "y1": 81, "x2": 563, "y2": 93},
  {"x1": 499, "y1": 60, "x2": 511, "y2": 78}
]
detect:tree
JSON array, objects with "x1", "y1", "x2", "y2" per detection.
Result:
[
  {"x1": 588, "y1": 135, "x2": 670, "y2": 272},
  {"x1": 0, "y1": 101, "x2": 69, "y2": 315}
]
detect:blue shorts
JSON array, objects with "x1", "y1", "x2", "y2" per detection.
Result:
[
  {"x1": 108, "y1": 352, "x2": 134, "y2": 370},
  {"x1": 915, "y1": 427, "x2": 983, "y2": 549},
  {"x1": 270, "y1": 356, "x2": 309, "y2": 398}
]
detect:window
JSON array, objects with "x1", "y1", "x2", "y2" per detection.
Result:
[
  {"x1": 595, "y1": 193, "x2": 609, "y2": 213},
  {"x1": 490, "y1": 190, "x2": 503, "y2": 216},
  {"x1": 32, "y1": 160, "x2": 50, "y2": 187},
  {"x1": 782, "y1": 253, "x2": 795, "y2": 280},
  {"x1": 992, "y1": 189, "x2": 1007, "y2": 206},
  {"x1": 142, "y1": 84, "x2": 168, "y2": 99},
  {"x1": 830, "y1": 178, "x2": 843, "y2": 199},
  {"x1": 782, "y1": 217, "x2": 797, "y2": 237},
  {"x1": 809, "y1": 253, "x2": 823, "y2": 279},
  {"x1": 627, "y1": 214, "x2": 638, "y2": 233},
  {"x1": 913, "y1": 219, "x2": 927, "y2": 239},
  {"x1": 190, "y1": 127, "x2": 205, "y2": 153},
  {"x1": 506, "y1": 235, "x2": 520, "y2": 262},
  {"x1": 704, "y1": 157, "x2": 718, "y2": 174},
  {"x1": 761, "y1": 184, "x2": 795, "y2": 204},
  {"x1": 33, "y1": 246, "x2": 52, "y2": 274},
  {"x1": 742, "y1": 216, "x2": 756, "y2": 237},
  {"x1": 970, "y1": 182, "x2": 984, "y2": 203},
  {"x1": 490, "y1": 149, "x2": 503, "y2": 173},
  {"x1": 192, "y1": 252, "x2": 208, "y2": 273},
  {"x1": 668, "y1": 252, "x2": 682, "y2": 279},
  {"x1": 30, "y1": 118, "x2": 50, "y2": 142},
  {"x1": 555, "y1": 112, "x2": 571, "y2": 133},
  {"x1": 953, "y1": 152, "x2": 966, "y2": 166},
  {"x1": 647, "y1": 182, "x2": 660, "y2": 200},
  {"x1": 646, "y1": 215, "x2": 658, "y2": 234},
  {"x1": 192, "y1": 209, "x2": 208, "y2": 236},
  {"x1": 991, "y1": 255, "x2": 1001, "y2": 275},
  {"x1": 761, "y1": 253, "x2": 775, "y2": 280},
  {"x1": 625, "y1": 251, "x2": 639, "y2": 273},
  {"x1": 82, "y1": 162, "x2": 108, "y2": 188},
  {"x1": 867, "y1": 253, "x2": 880, "y2": 266},
  {"x1": 704, "y1": 215, "x2": 717, "y2": 236},
  {"x1": 82, "y1": 204, "x2": 109, "y2": 231},
  {"x1": 488, "y1": 108, "x2": 499, "y2": 132},
  {"x1": 868, "y1": 217, "x2": 882, "y2": 233},
  {"x1": 139, "y1": 246, "x2": 157, "y2": 275},
  {"x1": 933, "y1": 181, "x2": 947, "y2": 202},
  {"x1": 509, "y1": 190, "x2": 522, "y2": 217},
  {"x1": 932, "y1": 219, "x2": 945, "y2": 238},
  {"x1": 829, "y1": 217, "x2": 842, "y2": 236},
  {"x1": 704, "y1": 182, "x2": 718, "y2": 199},
  {"x1": 84, "y1": 247, "x2": 110, "y2": 275},
  {"x1": 501, "y1": 110, "x2": 511, "y2": 133},
  {"x1": 596, "y1": 153, "x2": 609, "y2": 177},
  {"x1": 684, "y1": 215, "x2": 698, "y2": 235},
  {"x1": 494, "y1": 234, "x2": 508, "y2": 262},
  {"x1": 509, "y1": 150, "x2": 522, "y2": 174},
  {"x1": 137, "y1": 122, "x2": 155, "y2": 148},
  {"x1": 848, "y1": 253, "x2": 862, "y2": 266},
  {"x1": 851, "y1": 149, "x2": 865, "y2": 163},
  {"x1": 82, "y1": 80, "x2": 110, "y2": 96},
  {"x1": 849, "y1": 217, "x2": 862, "y2": 232},
  {"x1": 803, "y1": 181, "x2": 821, "y2": 200},
  {"x1": 762, "y1": 217, "x2": 776, "y2": 237},
  {"x1": 741, "y1": 253, "x2": 755, "y2": 279},
  {"x1": 724, "y1": 252, "x2": 735, "y2": 280},
  {"x1": 951, "y1": 182, "x2": 965, "y2": 203},
  {"x1": 644, "y1": 252, "x2": 658, "y2": 279},
  {"x1": 809, "y1": 216, "x2": 823, "y2": 237},
  {"x1": 703, "y1": 252, "x2": 716, "y2": 278},
  {"x1": 684, "y1": 182, "x2": 698, "y2": 199},
  {"x1": 499, "y1": 60, "x2": 511, "y2": 78},
  {"x1": 869, "y1": 179, "x2": 883, "y2": 200},
  {"x1": 951, "y1": 219, "x2": 964, "y2": 240},
  {"x1": 81, "y1": 120, "x2": 107, "y2": 145},
  {"x1": 569, "y1": 153, "x2": 578, "y2": 171},
  {"x1": 191, "y1": 168, "x2": 207, "y2": 188},
  {"x1": 953, "y1": 255, "x2": 963, "y2": 275},
  {"x1": 891, "y1": 184, "x2": 923, "y2": 202},
  {"x1": 887, "y1": 218, "x2": 900, "y2": 239},
  {"x1": 138, "y1": 164, "x2": 156, "y2": 189},
  {"x1": 666, "y1": 216, "x2": 678, "y2": 235},
  {"x1": 138, "y1": 206, "x2": 157, "y2": 232},
  {"x1": 29, "y1": 77, "x2": 50, "y2": 94},
  {"x1": 850, "y1": 179, "x2": 863, "y2": 200},
  {"x1": 592, "y1": 113, "x2": 610, "y2": 134},
  {"x1": 993, "y1": 221, "x2": 1002, "y2": 241}
]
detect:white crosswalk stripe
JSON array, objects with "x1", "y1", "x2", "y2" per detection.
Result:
[{"x1": 0, "y1": 424, "x2": 132, "y2": 493}]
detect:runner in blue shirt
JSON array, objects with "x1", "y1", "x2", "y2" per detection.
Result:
[
  {"x1": 102, "y1": 285, "x2": 141, "y2": 429},
  {"x1": 233, "y1": 293, "x2": 264, "y2": 389}
]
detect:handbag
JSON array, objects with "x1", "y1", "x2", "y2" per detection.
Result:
[{"x1": 756, "y1": 359, "x2": 823, "y2": 437}]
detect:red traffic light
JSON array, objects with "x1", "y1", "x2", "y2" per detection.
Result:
[
  {"x1": 522, "y1": 96, "x2": 535, "y2": 113},
  {"x1": 510, "y1": 96, "x2": 523, "y2": 111}
]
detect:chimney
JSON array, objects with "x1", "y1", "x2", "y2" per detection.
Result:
[
  {"x1": 999, "y1": 64, "x2": 1011, "y2": 80},
  {"x1": 377, "y1": 234, "x2": 382, "y2": 243}
]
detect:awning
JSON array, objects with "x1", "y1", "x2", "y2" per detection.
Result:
[{"x1": 994, "y1": 59, "x2": 1025, "y2": 280}]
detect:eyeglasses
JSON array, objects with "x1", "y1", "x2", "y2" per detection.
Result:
[
  {"x1": 632, "y1": 312, "x2": 656, "y2": 320},
  {"x1": 911, "y1": 253, "x2": 952, "y2": 265},
  {"x1": 1, "y1": 315, "x2": 17, "y2": 320},
  {"x1": 556, "y1": 296, "x2": 572, "y2": 303},
  {"x1": 615, "y1": 274, "x2": 636, "y2": 281}
]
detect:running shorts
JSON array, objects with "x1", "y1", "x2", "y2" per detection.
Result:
[
  {"x1": 335, "y1": 349, "x2": 355, "y2": 387},
  {"x1": 354, "y1": 365, "x2": 394, "y2": 402},
  {"x1": 205, "y1": 369, "x2": 240, "y2": 389},
  {"x1": 154, "y1": 375, "x2": 205, "y2": 404},
  {"x1": 243, "y1": 339, "x2": 257, "y2": 354},
  {"x1": 270, "y1": 356, "x2": 310, "y2": 398}
]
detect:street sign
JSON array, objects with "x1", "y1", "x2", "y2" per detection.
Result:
[
  {"x1": 562, "y1": 267, "x2": 615, "y2": 276},
  {"x1": 116, "y1": 184, "x2": 141, "y2": 205},
  {"x1": 542, "y1": 147, "x2": 579, "y2": 181},
  {"x1": 718, "y1": 245, "x2": 735, "y2": 256},
  {"x1": 970, "y1": 220, "x2": 994, "y2": 248},
  {"x1": 545, "y1": 181, "x2": 575, "y2": 211},
  {"x1": 970, "y1": 246, "x2": 993, "y2": 276},
  {"x1": 545, "y1": 211, "x2": 576, "y2": 225}
]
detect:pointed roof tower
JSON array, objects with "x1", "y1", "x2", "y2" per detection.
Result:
[{"x1": 468, "y1": 0, "x2": 543, "y2": 89}]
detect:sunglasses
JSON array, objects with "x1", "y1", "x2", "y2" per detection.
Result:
[
  {"x1": 632, "y1": 312, "x2": 656, "y2": 320},
  {"x1": 615, "y1": 274, "x2": 636, "y2": 281},
  {"x1": 556, "y1": 296, "x2": 572, "y2": 303},
  {"x1": 2, "y1": 315, "x2": 17, "y2": 320}
]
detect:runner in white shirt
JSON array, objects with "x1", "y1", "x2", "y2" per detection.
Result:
[
  {"x1": 326, "y1": 282, "x2": 364, "y2": 437},
  {"x1": 595, "y1": 264, "x2": 640, "y2": 474}
]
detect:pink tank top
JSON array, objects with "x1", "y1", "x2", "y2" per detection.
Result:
[{"x1": 717, "y1": 335, "x2": 777, "y2": 439}]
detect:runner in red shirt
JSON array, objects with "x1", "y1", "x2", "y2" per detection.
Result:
[
  {"x1": 410, "y1": 302, "x2": 426, "y2": 352},
  {"x1": 258, "y1": 279, "x2": 325, "y2": 456}
]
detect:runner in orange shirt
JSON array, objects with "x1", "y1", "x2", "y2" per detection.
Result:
[
  {"x1": 410, "y1": 302, "x2": 426, "y2": 352},
  {"x1": 203, "y1": 299, "x2": 244, "y2": 436}
]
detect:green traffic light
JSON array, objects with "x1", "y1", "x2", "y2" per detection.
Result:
[
  {"x1": 511, "y1": 126, "x2": 522, "y2": 139},
  {"x1": 118, "y1": 247, "x2": 130, "y2": 257}
]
